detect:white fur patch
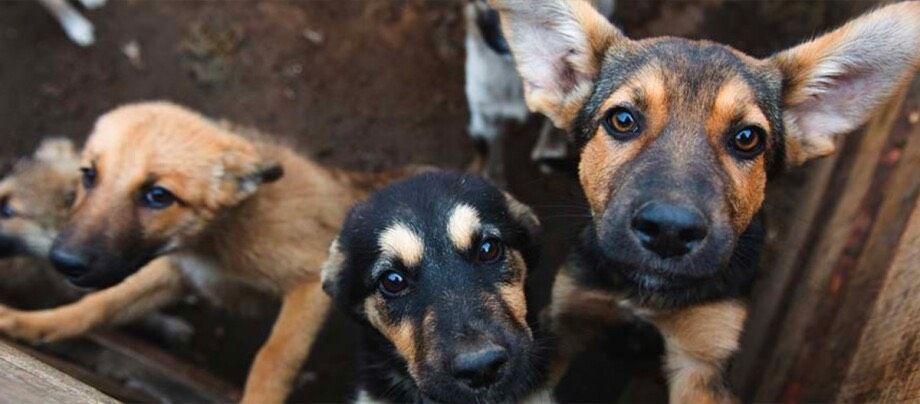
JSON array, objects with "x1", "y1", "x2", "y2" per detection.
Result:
[
  {"x1": 378, "y1": 222, "x2": 424, "y2": 267},
  {"x1": 447, "y1": 204, "x2": 481, "y2": 251}
]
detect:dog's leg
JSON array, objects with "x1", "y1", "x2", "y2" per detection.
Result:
[
  {"x1": 0, "y1": 257, "x2": 185, "y2": 344},
  {"x1": 543, "y1": 271, "x2": 623, "y2": 387},
  {"x1": 646, "y1": 300, "x2": 747, "y2": 404},
  {"x1": 242, "y1": 281, "x2": 330, "y2": 404},
  {"x1": 36, "y1": 0, "x2": 96, "y2": 47}
]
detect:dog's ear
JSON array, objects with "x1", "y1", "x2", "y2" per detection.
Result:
[
  {"x1": 320, "y1": 238, "x2": 346, "y2": 299},
  {"x1": 503, "y1": 191, "x2": 541, "y2": 269},
  {"x1": 769, "y1": 2, "x2": 920, "y2": 165},
  {"x1": 491, "y1": 0, "x2": 625, "y2": 129},
  {"x1": 215, "y1": 145, "x2": 284, "y2": 207},
  {"x1": 33, "y1": 138, "x2": 80, "y2": 172}
]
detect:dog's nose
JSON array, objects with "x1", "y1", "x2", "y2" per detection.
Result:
[
  {"x1": 451, "y1": 344, "x2": 509, "y2": 388},
  {"x1": 50, "y1": 246, "x2": 90, "y2": 279},
  {"x1": 631, "y1": 201, "x2": 708, "y2": 258}
]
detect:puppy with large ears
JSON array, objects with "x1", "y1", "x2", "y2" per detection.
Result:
[
  {"x1": 322, "y1": 171, "x2": 547, "y2": 403},
  {"x1": 492, "y1": 0, "x2": 920, "y2": 402},
  {"x1": 0, "y1": 101, "x2": 413, "y2": 403}
]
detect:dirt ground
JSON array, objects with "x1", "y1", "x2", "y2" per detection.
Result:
[{"x1": 0, "y1": 0, "x2": 877, "y2": 402}]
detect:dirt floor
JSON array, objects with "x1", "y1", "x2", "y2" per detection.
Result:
[{"x1": 0, "y1": 0, "x2": 878, "y2": 402}]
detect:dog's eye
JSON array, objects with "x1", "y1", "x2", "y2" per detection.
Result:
[
  {"x1": 80, "y1": 167, "x2": 96, "y2": 189},
  {"x1": 0, "y1": 198, "x2": 14, "y2": 219},
  {"x1": 729, "y1": 126, "x2": 765, "y2": 158},
  {"x1": 141, "y1": 186, "x2": 177, "y2": 209},
  {"x1": 602, "y1": 107, "x2": 641, "y2": 140},
  {"x1": 475, "y1": 237, "x2": 504, "y2": 264},
  {"x1": 378, "y1": 270, "x2": 408, "y2": 297}
]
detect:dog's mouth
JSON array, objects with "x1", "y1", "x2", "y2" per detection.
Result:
[{"x1": 62, "y1": 251, "x2": 159, "y2": 290}]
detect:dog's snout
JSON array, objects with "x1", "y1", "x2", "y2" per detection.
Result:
[
  {"x1": 451, "y1": 343, "x2": 509, "y2": 389},
  {"x1": 50, "y1": 245, "x2": 91, "y2": 279},
  {"x1": 631, "y1": 201, "x2": 708, "y2": 258}
]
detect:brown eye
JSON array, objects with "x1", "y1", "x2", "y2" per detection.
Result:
[
  {"x1": 602, "y1": 107, "x2": 641, "y2": 140},
  {"x1": 476, "y1": 238, "x2": 504, "y2": 263},
  {"x1": 379, "y1": 270, "x2": 408, "y2": 296},
  {"x1": 730, "y1": 126, "x2": 765, "y2": 158}
]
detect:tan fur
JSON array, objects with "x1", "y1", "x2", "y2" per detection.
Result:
[
  {"x1": 0, "y1": 257, "x2": 184, "y2": 342},
  {"x1": 498, "y1": 250, "x2": 529, "y2": 330},
  {"x1": 0, "y1": 102, "x2": 415, "y2": 404},
  {"x1": 645, "y1": 301, "x2": 747, "y2": 404},
  {"x1": 580, "y1": 66, "x2": 668, "y2": 215},
  {"x1": 707, "y1": 77, "x2": 769, "y2": 233},
  {"x1": 364, "y1": 295, "x2": 420, "y2": 379},
  {"x1": 0, "y1": 138, "x2": 80, "y2": 257},
  {"x1": 379, "y1": 222, "x2": 425, "y2": 268},
  {"x1": 447, "y1": 204, "x2": 481, "y2": 251},
  {"x1": 578, "y1": 130, "x2": 640, "y2": 215}
]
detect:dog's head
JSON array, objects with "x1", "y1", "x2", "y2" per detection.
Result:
[
  {"x1": 0, "y1": 138, "x2": 80, "y2": 258},
  {"x1": 50, "y1": 102, "x2": 282, "y2": 288},
  {"x1": 494, "y1": 0, "x2": 920, "y2": 295},
  {"x1": 322, "y1": 171, "x2": 541, "y2": 403}
]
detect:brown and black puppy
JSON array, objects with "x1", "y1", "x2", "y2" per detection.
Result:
[
  {"x1": 492, "y1": 0, "x2": 920, "y2": 402},
  {"x1": 0, "y1": 101, "x2": 417, "y2": 403},
  {"x1": 322, "y1": 171, "x2": 547, "y2": 403}
]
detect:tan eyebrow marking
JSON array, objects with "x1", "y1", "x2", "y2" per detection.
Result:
[
  {"x1": 378, "y1": 222, "x2": 424, "y2": 267},
  {"x1": 707, "y1": 76, "x2": 771, "y2": 136},
  {"x1": 447, "y1": 204, "x2": 481, "y2": 250}
]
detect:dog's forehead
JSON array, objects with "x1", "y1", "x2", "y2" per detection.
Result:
[
  {"x1": 575, "y1": 38, "x2": 780, "y2": 138},
  {"x1": 344, "y1": 173, "x2": 510, "y2": 268}
]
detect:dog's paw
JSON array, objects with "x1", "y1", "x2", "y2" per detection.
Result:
[{"x1": 0, "y1": 306, "x2": 69, "y2": 344}]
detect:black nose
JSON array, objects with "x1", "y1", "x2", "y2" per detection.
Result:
[
  {"x1": 631, "y1": 201, "x2": 708, "y2": 258},
  {"x1": 50, "y1": 246, "x2": 90, "y2": 279},
  {"x1": 451, "y1": 344, "x2": 508, "y2": 389}
]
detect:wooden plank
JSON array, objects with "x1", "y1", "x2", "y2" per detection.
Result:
[
  {"x1": 0, "y1": 340, "x2": 117, "y2": 404},
  {"x1": 837, "y1": 196, "x2": 920, "y2": 402}
]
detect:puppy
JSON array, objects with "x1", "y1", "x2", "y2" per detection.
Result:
[
  {"x1": 0, "y1": 138, "x2": 85, "y2": 309},
  {"x1": 0, "y1": 137, "x2": 189, "y2": 342},
  {"x1": 0, "y1": 101, "x2": 417, "y2": 403},
  {"x1": 491, "y1": 0, "x2": 920, "y2": 401},
  {"x1": 321, "y1": 171, "x2": 546, "y2": 403}
]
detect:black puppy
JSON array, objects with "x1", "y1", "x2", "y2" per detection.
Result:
[{"x1": 322, "y1": 171, "x2": 547, "y2": 403}]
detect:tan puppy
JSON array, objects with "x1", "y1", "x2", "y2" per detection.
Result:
[
  {"x1": 0, "y1": 102, "x2": 413, "y2": 403},
  {"x1": 0, "y1": 139, "x2": 83, "y2": 307}
]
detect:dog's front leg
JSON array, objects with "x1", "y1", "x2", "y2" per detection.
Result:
[
  {"x1": 646, "y1": 300, "x2": 747, "y2": 404},
  {"x1": 0, "y1": 257, "x2": 185, "y2": 344},
  {"x1": 543, "y1": 271, "x2": 624, "y2": 388},
  {"x1": 242, "y1": 281, "x2": 330, "y2": 404}
]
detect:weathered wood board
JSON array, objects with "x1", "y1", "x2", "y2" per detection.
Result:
[{"x1": 0, "y1": 340, "x2": 117, "y2": 404}]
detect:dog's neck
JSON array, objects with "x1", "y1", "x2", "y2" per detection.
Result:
[{"x1": 572, "y1": 212, "x2": 765, "y2": 309}]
